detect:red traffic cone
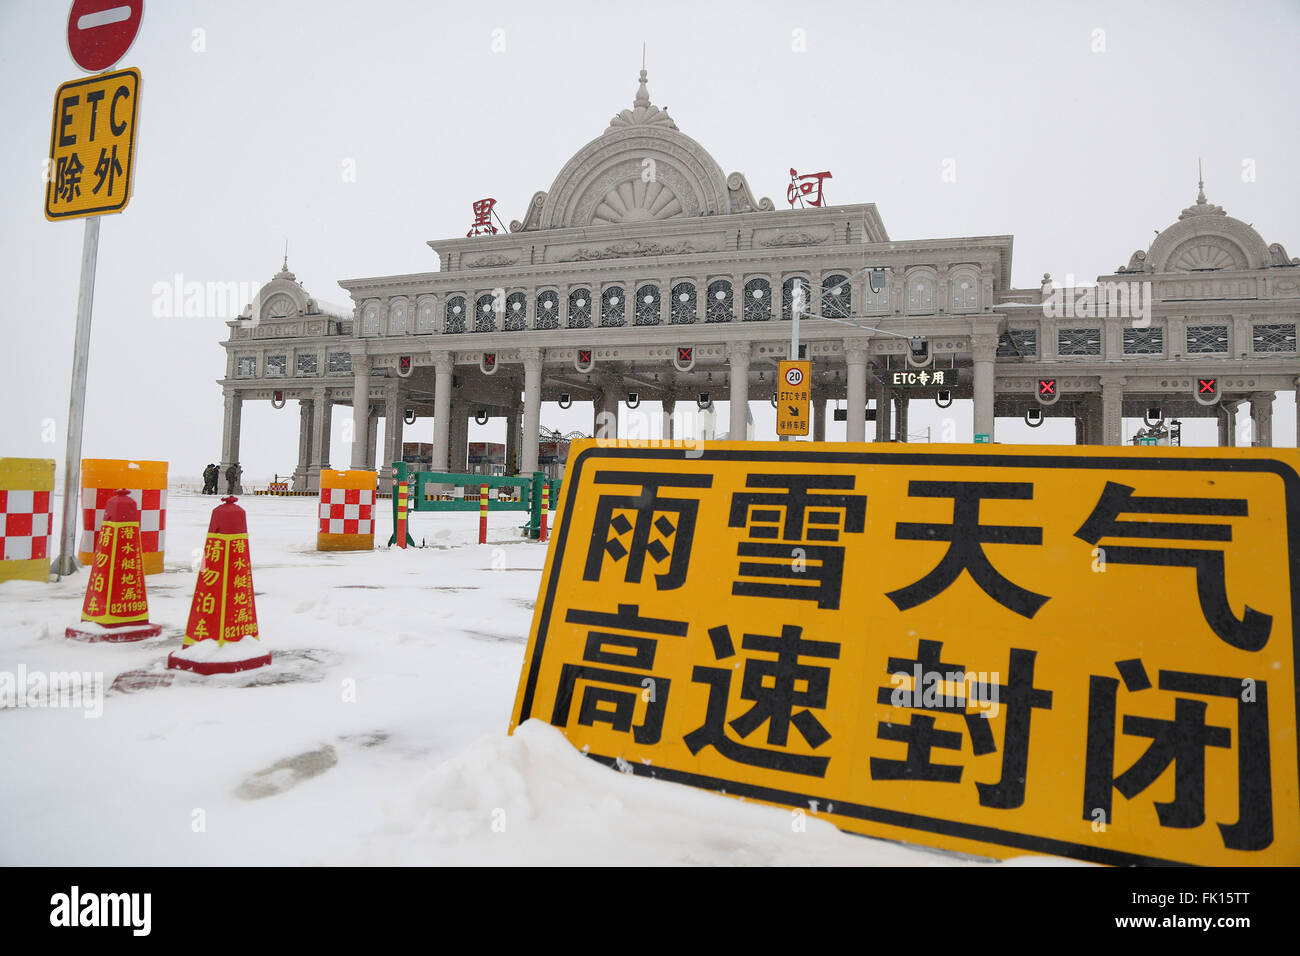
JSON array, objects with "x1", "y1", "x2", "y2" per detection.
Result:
[
  {"x1": 66, "y1": 489, "x2": 163, "y2": 642},
  {"x1": 167, "y1": 496, "x2": 271, "y2": 675}
]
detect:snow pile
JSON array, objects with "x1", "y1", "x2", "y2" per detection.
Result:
[
  {"x1": 0, "y1": 492, "x2": 1074, "y2": 866},
  {"x1": 348, "y1": 719, "x2": 996, "y2": 866}
]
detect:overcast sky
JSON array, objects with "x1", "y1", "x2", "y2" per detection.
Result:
[{"x1": 2, "y1": 0, "x2": 1297, "y2": 485}]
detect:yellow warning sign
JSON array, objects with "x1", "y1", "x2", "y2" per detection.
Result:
[
  {"x1": 510, "y1": 440, "x2": 1300, "y2": 866},
  {"x1": 45, "y1": 68, "x2": 140, "y2": 221},
  {"x1": 776, "y1": 361, "x2": 810, "y2": 436}
]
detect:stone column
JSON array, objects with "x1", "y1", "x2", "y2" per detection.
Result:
[
  {"x1": 875, "y1": 381, "x2": 892, "y2": 442},
  {"x1": 521, "y1": 348, "x2": 542, "y2": 475},
  {"x1": 1218, "y1": 403, "x2": 1234, "y2": 447},
  {"x1": 382, "y1": 383, "x2": 402, "y2": 492},
  {"x1": 293, "y1": 398, "x2": 311, "y2": 491},
  {"x1": 1100, "y1": 376, "x2": 1125, "y2": 446},
  {"x1": 220, "y1": 388, "x2": 243, "y2": 486},
  {"x1": 727, "y1": 342, "x2": 750, "y2": 440},
  {"x1": 972, "y1": 332, "x2": 998, "y2": 441},
  {"x1": 350, "y1": 353, "x2": 371, "y2": 469},
  {"x1": 1250, "y1": 391, "x2": 1274, "y2": 447},
  {"x1": 366, "y1": 405, "x2": 379, "y2": 471},
  {"x1": 1086, "y1": 393, "x2": 1104, "y2": 446},
  {"x1": 320, "y1": 396, "x2": 333, "y2": 470},
  {"x1": 506, "y1": 397, "x2": 521, "y2": 475},
  {"x1": 596, "y1": 384, "x2": 619, "y2": 439},
  {"x1": 661, "y1": 399, "x2": 675, "y2": 440},
  {"x1": 845, "y1": 341, "x2": 868, "y2": 442},
  {"x1": 308, "y1": 387, "x2": 329, "y2": 491},
  {"x1": 449, "y1": 402, "x2": 469, "y2": 473},
  {"x1": 432, "y1": 352, "x2": 453, "y2": 472},
  {"x1": 813, "y1": 396, "x2": 827, "y2": 442},
  {"x1": 895, "y1": 395, "x2": 909, "y2": 443}
]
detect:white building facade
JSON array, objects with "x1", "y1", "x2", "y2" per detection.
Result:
[{"x1": 219, "y1": 71, "x2": 1300, "y2": 491}]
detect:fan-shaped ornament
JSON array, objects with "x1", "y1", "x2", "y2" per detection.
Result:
[{"x1": 591, "y1": 178, "x2": 684, "y2": 225}]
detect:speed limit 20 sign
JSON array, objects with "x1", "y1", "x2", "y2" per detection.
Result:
[{"x1": 777, "y1": 360, "x2": 811, "y2": 436}]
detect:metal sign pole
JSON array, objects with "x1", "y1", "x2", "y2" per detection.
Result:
[
  {"x1": 782, "y1": 288, "x2": 802, "y2": 442},
  {"x1": 52, "y1": 215, "x2": 100, "y2": 578}
]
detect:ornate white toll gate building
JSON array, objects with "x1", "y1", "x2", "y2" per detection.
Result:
[{"x1": 220, "y1": 71, "x2": 1300, "y2": 492}]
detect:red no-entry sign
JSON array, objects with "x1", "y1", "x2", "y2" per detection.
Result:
[{"x1": 67, "y1": 0, "x2": 144, "y2": 73}]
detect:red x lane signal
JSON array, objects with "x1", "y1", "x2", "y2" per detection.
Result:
[
  {"x1": 578, "y1": 349, "x2": 592, "y2": 366},
  {"x1": 1038, "y1": 379, "x2": 1056, "y2": 397},
  {"x1": 678, "y1": 347, "x2": 693, "y2": 363},
  {"x1": 1199, "y1": 378, "x2": 1217, "y2": 395}
]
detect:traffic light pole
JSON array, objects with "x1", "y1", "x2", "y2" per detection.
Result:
[{"x1": 52, "y1": 215, "x2": 100, "y2": 578}]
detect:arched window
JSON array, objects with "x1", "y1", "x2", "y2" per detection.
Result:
[
  {"x1": 743, "y1": 278, "x2": 772, "y2": 321},
  {"x1": 444, "y1": 296, "x2": 466, "y2": 334},
  {"x1": 951, "y1": 272, "x2": 979, "y2": 313},
  {"x1": 821, "y1": 274, "x2": 851, "y2": 318},
  {"x1": 362, "y1": 301, "x2": 381, "y2": 336},
  {"x1": 535, "y1": 291, "x2": 559, "y2": 330},
  {"x1": 635, "y1": 284, "x2": 660, "y2": 326},
  {"x1": 415, "y1": 297, "x2": 437, "y2": 334},
  {"x1": 862, "y1": 269, "x2": 888, "y2": 313},
  {"x1": 504, "y1": 292, "x2": 527, "y2": 331},
  {"x1": 706, "y1": 279, "x2": 733, "y2": 323},
  {"x1": 671, "y1": 282, "x2": 696, "y2": 324},
  {"x1": 388, "y1": 299, "x2": 409, "y2": 334},
  {"x1": 907, "y1": 275, "x2": 936, "y2": 314},
  {"x1": 782, "y1": 277, "x2": 810, "y2": 321},
  {"x1": 601, "y1": 286, "x2": 626, "y2": 327},
  {"x1": 474, "y1": 293, "x2": 497, "y2": 332},
  {"x1": 568, "y1": 288, "x2": 592, "y2": 328}
]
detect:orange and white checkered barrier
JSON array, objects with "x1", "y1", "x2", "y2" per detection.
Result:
[
  {"x1": 0, "y1": 458, "x2": 55, "y2": 583},
  {"x1": 317, "y1": 470, "x2": 376, "y2": 551},
  {"x1": 78, "y1": 459, "x2": 167, "y2": 575}
]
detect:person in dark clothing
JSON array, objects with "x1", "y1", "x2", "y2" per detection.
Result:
[
  {"x1": 225, "y1": 463, "x2": 239, "y2": 495},
  {"x1": 202, "y1": 463, "x2": 218, "y2": 494}
]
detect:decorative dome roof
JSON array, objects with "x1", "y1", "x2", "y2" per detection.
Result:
[
  {"x1": 1117, "y1": 172, "x2": 1295, "y2": 274},
  {"x1": 239, "y1": 254, "x2": 351, "y2": 322},
  {"x1": 510, "y1": 67, "x2": 772, "y2": 232}
]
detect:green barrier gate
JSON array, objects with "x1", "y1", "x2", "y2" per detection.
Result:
[{"x1": 387, "y1": 462, "x2": 560, "y2": 544}]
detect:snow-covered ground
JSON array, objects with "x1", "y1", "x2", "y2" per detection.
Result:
[{"x1": 0, "y1": 493, "x2": 1069, "y2": 866}]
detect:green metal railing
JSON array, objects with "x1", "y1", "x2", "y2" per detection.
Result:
[{"x1": 387, "y1": 461, "x2": 560, "y2": 544}]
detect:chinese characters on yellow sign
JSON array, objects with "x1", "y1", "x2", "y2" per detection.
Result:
[
  {"x1": 776, "y1": 361, "x2": 810, "y2": 436},
  {"x1": 45, "y1": 67, "x2": 140, "y2": 220},
  {"x1": 510, "y1": 440, "x2": 1299, "y2": 865}
]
